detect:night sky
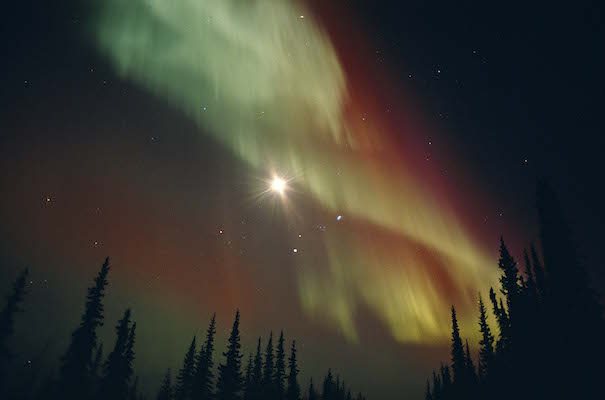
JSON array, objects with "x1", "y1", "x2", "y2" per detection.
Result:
[{"x1": 1, "y1": 1, "x2": 603, "y2": 399}]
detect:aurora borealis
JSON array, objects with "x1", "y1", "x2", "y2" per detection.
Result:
[
  {"x1": 92, "y1": 0, "x2": 498, "y2": 343},
  {"x1": 2, "y1": 0, "x2": 604, "y2": 399}
]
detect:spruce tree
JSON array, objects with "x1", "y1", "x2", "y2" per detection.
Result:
[
  {"x1": 431, "y1": 370, "x2": 441, "y2": 400},
  {"x1": 286, "y1": 341, "x2": 300, "y2": 400},
  {"x1": 244, "y1": 354, "x2": 254, "y2": 400},
  {"x1": 425, "y1": 379, "x2": 432, "y2": 400},
  {"x1": 308, "y1": 379, "x2": 317, "y2": 400},
  {"x1": 336, "y1": 376, "x2": 343, "y2": 400},
  {"x1": 60, "y1": 257, "x2": 110, "y2": 400},
  {"x1": 489, "y1": 287, "x2": 509, "y2": 354},
  {"x1": 157, "y1": 369, "x2": 173, "y2": 400},
  {"x1": 439, "y1": 364, "x2": 450, "y2": 391},
  {"x1": 262, "y1": 332, "x2": 275, "y2": 399},
  {"x1": 322, "y1": 369, "x2": 335, "y2": 400},
  {"x1": 249, "y1": 337, "x2": 263, "y2": 400},
  {"x1": 125, "y1": 322, "x2": 136, "y2": 384},
  {"x1": 497, "y1": 238, "x2": 521, "y2": 325},
  {"x1": 216, "y1": 310, "x2": 243, "y2": 400},
  {"x1": 465, "y1": 340, "x2": 477, "y2": 385},
  {"x1": 0, "y1": 268, "x2": 28, "y2": 390},
  {"x1": 450, "y1": 306, "x2": 465, "y2": 384},
  {"x1": 333, "y1": 374, "x2": 340, "y2": 400},
  {"x1": 101, "y1": 309, "x2": 133, "y2": 400},
  {"x1": 193, "y1": 313, "x2": 216, "y2": 400},
  {"x1": 175, "y1": 336, "x2": 197, "y2": 400},
  {"x1": 477, "y1": 295, "x2": 494, "y2": 380},
  {"x1": 274, "y1": 331, "x2": 286, "y2": 400}
]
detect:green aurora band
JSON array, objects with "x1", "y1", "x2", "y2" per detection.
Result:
[{"x1": 92, "y1": 0, "x2": 499, "y2": 344}]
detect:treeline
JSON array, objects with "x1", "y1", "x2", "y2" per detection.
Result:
[
  {"x1": 0, "y1": 259, "x2": 366, "y2": 400},
  {"x1": 425, "y1": 181, "x2": 605, "y2": 400}
]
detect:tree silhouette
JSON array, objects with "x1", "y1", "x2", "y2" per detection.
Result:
[
  {"x1": 59, "y1": 257, "x2": 110, "y2": 400},
  {"x1": 488, "y1": 287, "x2": 509, "y2": 355},
  {"x1": 449, "y1": 306, "x2": 465, "y2": 385},
  {"x1": 464, "y1": 340, "x2": 477, "y2": 388},
  {"x1": 175, "y1": 336, "x2": 197, "y2": 400},
  {"x1": 274, "y1": 331, "x2": 286, "y2": 400},
  {"x1": 0, "y1": 268, "x2": 28, "y2": 392},
  {"x1": 322, "y1": 369, "x2": 335, "y2": 400},
  {"x1": 424, "y1": 182, "x2": 605, "y2": 400},
  {"x1": 193, "y1": 313, "x2": 216, "y2": 400},
  {"x1": 476, "y1": 295, "x2": 494, "y2": 381},
  {"x1": 244, "y1": 353, "x2": 255, "y2": 400},
  {"x1": 246, "y1": 337, "x2": 263, "y2": 400},
  {"x1": 0, "y1": 257, "x2": 369, "y2": 400},
  {"x1": 497, "y1": 238, "x2": 521, "y2": 329},
  {"x1": 286, "y1": 340, "x2": 300, "y2": 400},
  {"x1": 157, "y1": 369, "x2": 173, "y2": 400},
  {"x1": 431, "y1": 370, "x2": 441, "y2": 400},
  {"x1": 100, "y1": 309, "x2": 134, "y2": 400},
  {"x1": 216, "y1": 310, "x2": 243, "y2": 400},
  {"x1": 439, "y1": 364, "x2": 450, "y2": 393},
  {"x1": 125, "y1": 322, "x2": 137, "y2": 387},
  {"x1": 262, "y1": 332, "x2": 275, "y2": 399},
  {"x1": 425, "y1": 379, "x2": 432, "y2": 400},
  {"x1": 308, "y1": 378, "x2": 317, "y2": 400}
]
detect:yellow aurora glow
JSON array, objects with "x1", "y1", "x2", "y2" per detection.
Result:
[{"x1": 92, "y1": 0, "x2": 500, "y2": 343}]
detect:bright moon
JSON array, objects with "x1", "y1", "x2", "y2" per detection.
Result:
[{"x1": 271, "y1": 177, "x2": 286, "y2": 194}]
